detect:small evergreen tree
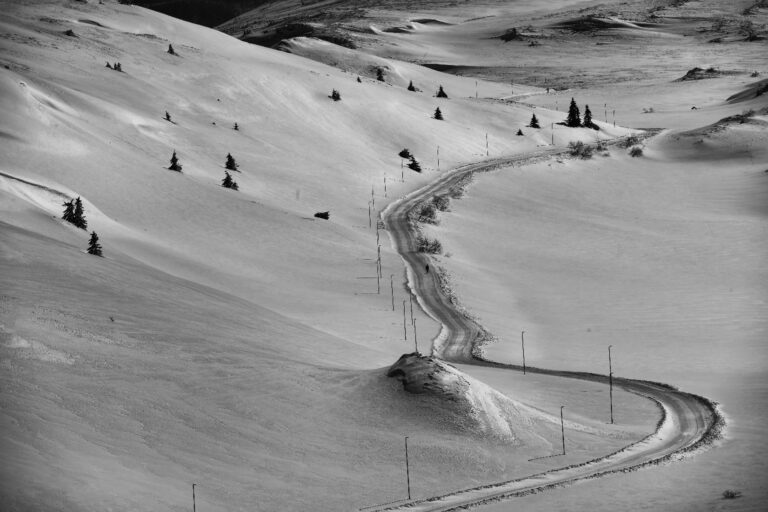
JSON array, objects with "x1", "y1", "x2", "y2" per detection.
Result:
[
  {"x1": 73, "y1": 197, "x2": 87, "y2": 230},
  {"x1": 436, "y1": 85, "x2": 448, "y2": 98},
  {"x1": 330, "y1": 89, "x2": 341, "y2": 101},
  {"x1": 167, "y1": 44, "x2": 175, "y2": 55},
  {"x1": 87, "y1": 231, "x2": 103, "y2": 256},
  {"x1": 222, "y1": 171, "x2": 239, "y2": 190},
  {"x1": 105, "y1": 61, "x2": 112, "y2": 69},
  {"x1": 516, "y1": 128, "x2": 524, "y2": 136},
  {"x1": 566, "y1": 97, "x2": 581, "y2": 127},
  {"x1": 233, "y1": 122, "x2": 239, "y2": 131},
  {"x1": 407, "y1": 80, "x2": 416, "y2": 92},
  {"x1": 168, "y1": 150, "x2": 182, "y2": 172},
  {"x1": 377, "y1": 68, "x2": 385, "y2": 82},
  {"x1": 408, "y1": 156, "x2": 422, "y2": 172},
  {"x1": 398, "y1": 148, "x2": 412, "y2": 159},
  {"x1": 62, "y1": 199, "x2": 76, "y2": 224},
  {"x1": 357, "y1": 76, "x2": 362, "y2": 83},
  {"x1": 528, "y1": 113, "x2": 540, "y2": 128},
  {"x1": 225, "y1": 153, "x2": 239, "y2": 171},
  {"x1": 433, "y1": 107, "x2": 443, "y2": 120},
  {"x1": 165, "y1": 111, "x2": 171, "y2": 122},
  {"x1": 583, "y1": 105, "x2": 594, "y2": 128}
]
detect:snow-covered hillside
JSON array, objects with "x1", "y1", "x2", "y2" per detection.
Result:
[{"x1": 0, "y1": 1, "x2": 646, "y2": 511}]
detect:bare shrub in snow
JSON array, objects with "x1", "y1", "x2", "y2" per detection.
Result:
[
  {"x1": 417, "y1": 203, "x2": 438, "y2": 224},
  {"x1": 432, "y1": 195, "x2": 450, "y2": 212},
  {"x1": 623, "y1": 135, "x2": 640, "y2": 148},
  {"x1": 568, "y1": 141, "x2": 593, "y2": 159},
  {"x1": 416, "y1": 236, "x2": 442, "y2": 254},
  {"x1": 629, "y1": 146, "x2": 643, "y2": 157},
  {"x1": 722, "y1": 489, "x2": 742, "y2": 499}
]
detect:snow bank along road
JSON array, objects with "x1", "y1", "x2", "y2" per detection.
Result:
[{"x1": 378, "y1": 136, "x2": 723, "y2": 511}]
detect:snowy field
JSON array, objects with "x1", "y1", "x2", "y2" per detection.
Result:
[{"x1": 2, "y1": 0, "x2": 767, "y2": 510}]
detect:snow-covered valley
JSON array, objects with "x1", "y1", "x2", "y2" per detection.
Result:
[{"x1": 2, "y1": 0, "x2": 767, "y2": 510}]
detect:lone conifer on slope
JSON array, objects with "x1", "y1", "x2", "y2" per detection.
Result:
[
  {"x1": 407, "y1": 80, "x2": 416, "y2": 92},
  {"x1": 233, "y1": 122, "x2": 239, "y2": 131},
  {"x1": 73, "y1": 197, "x2": 87, "y2": 230},
  {"x1": 168, "y1": 150, "x2": 182, "y2": 172},
  {"x1": 566, "y1": 97, "x2": 581, "y2": 127},
  {"x1": 330, "y1": 89, "x2": 341, "y2": 101},
  {"x1": 436, "y1": 85, "x2": 448, "y2": 98},
  {"x1": 167, "y1": 44, "x2": 175, "y2": 55},
  {"x1": 225, "y1": 153, "x2": 239, "y2": 171},
  {"x1": 517, "y1": 128, "x2": 524, "y2": 136},
  {"x1": 87, "y1": 231, "x2": 103, "y2": 256},
  {"x1": 62, "y1": 199, "x2": 75, "y2": 224},
  {"x1": 398, "y1": 148, "x2": 412, "y2": 159},
  {"x1": 408, "y1": 156, "x2": 422, "y2": 172},
  {"x1": 583, "y1": 105, "x2": 595, "y2": 129},
  {"x1": 433, "y1": 107, "x2": 443, "y2": 120},
  {"x1": 165, "y1": 111, "x2": 171, "y2": 122},
  {"x1": 377, "y1": 68, "x2": 385, "y2": 82},
  {"x1": 529, "y1": 113, "x2": 540, "y2": 128},
  {"x1": 222, "y1": 171, "x2": 239, "y2": 190}
]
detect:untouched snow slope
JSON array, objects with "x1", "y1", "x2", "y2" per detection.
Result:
[{"x1": 1, "y1": 1, "x2": 648, "y2": 511}]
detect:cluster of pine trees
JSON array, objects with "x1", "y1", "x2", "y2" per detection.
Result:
[
  {"x1": 166, "y1": 151, "x2": 241, "y2": 190},
  {"x1": 62, "y1": 197, "x2": 102, "y2": 256},
  {"x1": 566, "y1": 98, "x2": 598, "y2": 129}
]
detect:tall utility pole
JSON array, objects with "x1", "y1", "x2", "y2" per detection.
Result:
[
  {"x1": 608, "y1": 345, "x2": 614, "y2": 424},
  {"x1": 560, "y1": 406, "x2": 566, "y2": 455},
  {"x1": 521, "y1": 330, "x2": 526, "y2": 375},
  {"x1": 390, "y1": 274, "x2": 395, "y2": 311},
  {"x1": 192, "y1": 483, "x2": 196, "y2": 512},
  {"x1": 403, "y1": 300, "x2": 407, "y2": 340},
  {"x1": 404, "y1": 436, "x2": 411, "y2": 500}
]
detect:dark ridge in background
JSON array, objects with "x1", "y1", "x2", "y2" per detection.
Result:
[{"x1": 131, "y1": 0, "x2": 271, "y2": 27}]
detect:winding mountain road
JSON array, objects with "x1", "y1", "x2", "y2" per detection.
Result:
[{"x1": 376, "y1": 139, "x2": 722, "y2": 511}]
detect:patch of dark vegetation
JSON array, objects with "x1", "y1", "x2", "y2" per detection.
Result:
[
  {"x1": 382, "y1": 26, "x2": 412, "y2": 34},
  {"x1": 132, "y1": 0, "x2": 271, "y2": 28},
  {"x1": 676, "y1": 67, "x2": 742, "y2": 81},
  {"x1": 314, "y1": 211, "x2": 330, "y2": 220},
  {"x1": 416, "y1": 236, "x2": 442, "y2": 254},
  {"x1": 551, "y1": 16, "x2": 630, "y2": 33},
  {"x1": 411, "y1": 19, "x2": 453, "y2": 25},
  {"x1": 499, "y1": 28, "x2": 523, "y2": 42},
  {"x1": 722, "y1": 489, "x2": 742, "y2": 499},
  {"x1": 78, "y1": 19, "x2": 105, "y2": 27},
  {"x1": 244, "y1": 22, "x2": 355, "y2": 49}
]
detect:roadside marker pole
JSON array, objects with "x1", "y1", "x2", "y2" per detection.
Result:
[
  {"x1": 404, "y1": 437, "x2": 411, "y2": 500},
  {"x1": 368, "y1": 201, "x2": 371, "y2": 228},
  {"x1": 403, "y1": 300, "x2": 407, "y2": 340},
  {"x1": 521, "y1": 330, "x2": 526, "y2": 375},
  {"x1": 486, "y1": 133, "x2": 489, "y2": 156},
  {"x1": 414, "y1": 318, "x2": 418, "y2": 354},
  {"x1": 192, "y1": 483, "x2": 196, "y2": 512},
  {"x1": 437, "y1": 146, "x2": 440, "y2": 171},
  {"x1": 384, "y1": 175, "x2": 387, "y2": 198},
  {"x1": 390, "y1": 274, "x2": 395, "y2": 311},
  {"x1": 409, "y1": 295, "x2": 414, "y2": 327},
  {"x1": 560, "y1": 406, "x2": 566, "y2": 455},
  {"x1": 609, "y1": 345, "x2": 614, "y2": 424}
]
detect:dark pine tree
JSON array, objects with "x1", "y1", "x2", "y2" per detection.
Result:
[
  {"x1": 398, "y1": 148, "x2": 412, "y2": 159},
  {"x1": 408, "y1": 156, "x2": 422, "y2": 172},
  {"x1": 62, "y1": 199, "x2": 76, "y2": 224},
  {"x1": 357, "y1": 76, "x2": 362, "y2": 83},
  {"x1": 165, "y1": 111, "x2": 171, "y2": 122},
  {"x1": 517, "y1": 128, "x2": 524, "y2": 136},
  {"x1": 583, "y1": 105, "x2": 594, "y2": 128},
  {"x1": 105, "y1": 61, "x2": 112, "y2": 69},
  {"x1": 330, "y1": 89, "x2": 341, "y2": 101},
  {"x1": 73, "y1": 197, "x2": 87, "y2": 230},
  {"x1": 87, "y1": 231, "x2": 103, "y2": 257},
  {"x1": 222, "y1": 171, "x2": 239, "y2": 190},
  {"x1": 225, "y1": 153, "x2": 239, "y2": 171},
  {"x1": 168, "y1": 150, "x2": 182, "y2": 172},
  {"x1": 436, "y1": 85, "x2": 448, "y2": 98},
  {"x1": 566, "y1": 97, "x2": 581, "y2": 127},
  {"x1": 407, "y1": 80, "x2": 416, "y2": 92},
  {"x1": 233, "y1": 122, "x2": 239, "y2": 131},
  {"x1": 377, "y1": 68, "x2": 385, "y2": 82},
  {"x1": 433, "y1": 107, "x2": 443, "y2": 120},
  {"x1": 529, "y1": 113, "x2": 540, "y2": 128},
  {"x1": 168, "y1": 44, "x2": 175, "y2": 55}
]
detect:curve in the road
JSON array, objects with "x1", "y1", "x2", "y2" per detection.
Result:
[{"x1": 378, "y1": 138, "x2": 724, "y2": 512}]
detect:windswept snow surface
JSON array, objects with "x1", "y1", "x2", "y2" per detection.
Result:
[{"x1": 0, "y1": 1, "x2": 659, "y2": 511}]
